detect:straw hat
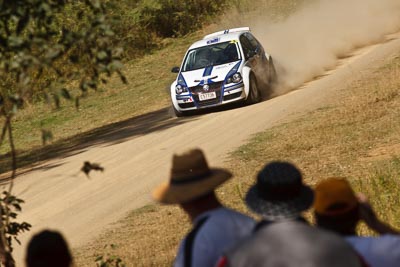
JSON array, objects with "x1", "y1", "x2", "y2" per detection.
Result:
[
  {"x1": 245, "y1": 161, "x2": 314, "y2": 220},
  {"x1": 152, "y1": 148, "x2": 232, "y2": 204}
]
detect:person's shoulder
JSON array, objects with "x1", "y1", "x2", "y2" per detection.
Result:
[
  {"x1": 346, "y1": 234, "x2": 400, "y2": 247},
  {"x1": 219, "y1": 207, "x2": 255, "y2": 220},
  {"x1": 204, "y1": 207, "x2": 255, "y2": 228},
  {"x1": 379, "y1": 234, "x2": 400, "y2": 241}
]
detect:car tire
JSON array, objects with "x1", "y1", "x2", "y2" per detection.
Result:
[
  {"x1": 245, "y1": 75, "x2": 261, "y2": 105},
  {"x1": 171, "y1": 105, "x2": 184, "y2": 118}
]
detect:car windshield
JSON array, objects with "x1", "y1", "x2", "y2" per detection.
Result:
[{"x1": 182, "y1": 41, "x2": 240, "y2": 72}]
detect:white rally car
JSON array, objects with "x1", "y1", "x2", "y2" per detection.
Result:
[{"x1": 170, "y1": 27, "x2": 276, "y2": 116}]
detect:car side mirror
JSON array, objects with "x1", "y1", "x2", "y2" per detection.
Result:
[{"x1": 171, "y1": 66, "x2": 180, "y2": 73}]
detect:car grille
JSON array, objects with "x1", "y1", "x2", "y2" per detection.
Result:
[
  {"x1": 191, "y1": 82, "x2": 223, "y2": 93},
  {"x1": 190, "y1": 82, "x2": 223, "y2": 107},
  {"x1": 178, "y1": 102, "x2": 195, "y2": 109}
]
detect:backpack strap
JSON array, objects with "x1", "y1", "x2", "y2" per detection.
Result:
[{"x1": 184, "y1": 216, "x2": 209, "y2": 267}]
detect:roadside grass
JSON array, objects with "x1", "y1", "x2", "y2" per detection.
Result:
[{"x1": 74, "y1": 46, "x2": 400, "y2": 267}]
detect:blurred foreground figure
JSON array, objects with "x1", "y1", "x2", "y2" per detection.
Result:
[
  {"x1": 152, "y1": 148, "x2": 255, "y2": 267},
  {"x1": 314, "y1": 177, "x2": 400, "y2": 267},
  {"x1": 224, "y1": 220, "x2": 363, "y2": 267},
  {"x1": 244, "y1": 161, "x2": 314, "y2": 223},
  {"x1": 26, "y1": 230, "x2": 72, "y2": 267},
  {"x1": 219, "y1": 161, "x2": 363, "y2": 267}
]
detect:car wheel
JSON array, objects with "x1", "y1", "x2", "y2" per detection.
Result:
[
  {"x1": 171, "y1": 105, "x2": 184, "y2": 118},
  {"x1": 245, "y1": 75, "x2": 261, "y2": 105}
]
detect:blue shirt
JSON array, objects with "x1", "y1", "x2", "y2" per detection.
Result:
[
  {"x1": 174, "y1": 207, "x2": 255, "y2": 267},
  {"x1": 346, "y1": 235, "x2": 400, "y2": 267}
]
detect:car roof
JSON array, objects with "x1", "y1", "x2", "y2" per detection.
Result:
[{"x1": 188, "y1": 27, "x2": 250, "y2": 50}]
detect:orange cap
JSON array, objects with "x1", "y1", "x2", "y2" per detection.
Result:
[{"x1": 314, "y1": 177, "x2": 358, "y2": 216}]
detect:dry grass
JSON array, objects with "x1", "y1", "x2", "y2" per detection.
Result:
[
  {"x1": 74, "y1": 205, "x2": 188, "y2": 266},
  {"x1": 227, "y1": 54, "x2": 400, "y2": 233},
  {"x1": 74, "y1": 48, "x2": 400, "y2": 267}
]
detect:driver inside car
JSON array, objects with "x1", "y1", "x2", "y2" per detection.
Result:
[{"x1": 194, "y1": 48, "x2": 212, "y2": 69}]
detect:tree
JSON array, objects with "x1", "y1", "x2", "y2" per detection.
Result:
[{"x1": 0, "y1": 1, "x2": 126, "y2": 265}]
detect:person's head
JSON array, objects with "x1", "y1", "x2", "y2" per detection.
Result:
[
  {"x1": 152, "y1": 148, "x2": 232, "y2": 219},
  {"x1": 223, "y1": 220, "x2": 363, "y2": 267},
  {"x1": 198, "y1": 47, "x2": 211, "y2": 60},
  {"x1": 26, "y1": 230, "x2": 72, "y2": 267},
  {"x1": 245, "y1": 161, "x2": 314, "y2": 221},
  {"x1": 313, "y1": 177, "x2": 360, "y2": 235}
]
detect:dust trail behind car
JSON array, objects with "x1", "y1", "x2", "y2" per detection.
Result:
[{"x1": 244, "y1": 0, "x2": 400, "y2": 96}]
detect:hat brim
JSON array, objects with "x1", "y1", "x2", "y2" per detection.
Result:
[
  {"x1": 152, "y1": 168, "x2": 232, "y2": 204},
  {"x1": 245, "y1": 185, "x2": 314, "y2": 220}
]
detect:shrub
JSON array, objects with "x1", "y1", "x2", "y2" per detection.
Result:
[{"x1": 107, "y1": 0, "x2": 228, "y2": 59}]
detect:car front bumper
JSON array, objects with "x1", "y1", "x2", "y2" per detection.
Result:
[{"x1": 175, "y1": 83, "x2": 245, "y2": 111}]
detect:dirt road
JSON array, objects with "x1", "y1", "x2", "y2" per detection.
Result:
[{"x1": 10, "y1": 33, "x2": 400, "y2": 265}]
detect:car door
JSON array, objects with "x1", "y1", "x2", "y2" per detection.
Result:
[
  {"x1": 246, "y1": 32, "x2": 269, "y2": 67},
  {"x1": 239, "y1": 33, "x2": 265, "y2": 80}
]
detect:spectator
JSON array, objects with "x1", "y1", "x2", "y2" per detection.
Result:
[
  {"x1": 152, "y1": 148, "x2": 255, "y2": 267},
  {"x1": 246, "y1": 161, "x2": 314, "y2": 224},
  {"x1": 26, "y1": 230, "x2": 72, "y2": 267},
  {"x1": 219, "y1": 161, "x2": 363, "y2": 267},
  {"x1": 314, "y1": 177, "x2": 400, "y2": 267},
  {"x1": 222, "y1": 220, "x2": 363, "y2": 267}
]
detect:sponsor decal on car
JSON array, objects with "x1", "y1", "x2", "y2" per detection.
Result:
[{"x1": 207, "y1": 37, "x2": 220, "y2": 44}]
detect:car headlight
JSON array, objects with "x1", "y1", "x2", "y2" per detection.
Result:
[
  {"x1": 175, "y1": 84, "x2": 188, "y2": 95},
  {"x1": 226, "y1": 72, "x2": 242, "y2": 84}
]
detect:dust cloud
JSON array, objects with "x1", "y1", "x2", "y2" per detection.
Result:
[{"x1": 249, "y1": 0, "x2": 400, "y2": 95}]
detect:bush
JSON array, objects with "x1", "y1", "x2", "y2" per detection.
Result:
[{"x1": 107, "y1": 0, "x2": 228, "y2": 59}]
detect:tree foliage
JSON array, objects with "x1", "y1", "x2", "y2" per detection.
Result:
[
  {"x1": 0, "y1": 0, "x2": 126, "y2": 265},
  {"x1": 0, "y1": 0, "x2": 126, "y2": 113},
  {"x1": 109, "y1": 0, "x2": 229, "y2": 57},
  {"x1": 0, "y1": 191, "x2": 31, "y2": 266}
]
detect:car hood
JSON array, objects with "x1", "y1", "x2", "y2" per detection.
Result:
[{"x1": 179, "y1": 61, "x2": 241, "y2": 87}]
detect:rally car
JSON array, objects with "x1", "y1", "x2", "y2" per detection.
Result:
[{"x1": 170, "y1": 27, "x2": 277, "y2": 116}]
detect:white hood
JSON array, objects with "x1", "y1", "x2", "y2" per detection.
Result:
[{"x1": 180, "y1": 61, "x2": 241, "y2": 87}]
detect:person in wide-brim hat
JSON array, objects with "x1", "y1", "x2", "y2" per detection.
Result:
[
  {"x1": 152, "y1": 148, "x2": 232, "y2": 204},
  {"x1": 245, "y1": 161, "x2": 314, "y2": 221},
  {"x1": 152, "y1": 148, "x2": 255, "y2": 267}
]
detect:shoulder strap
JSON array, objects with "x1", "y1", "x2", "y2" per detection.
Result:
[{"x1": 184, "y1": 216, "x2": 209, "y2": 267}]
